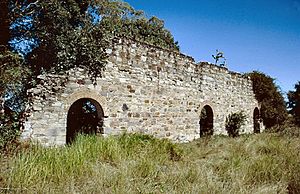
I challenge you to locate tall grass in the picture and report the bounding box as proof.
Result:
[1,133,300,193]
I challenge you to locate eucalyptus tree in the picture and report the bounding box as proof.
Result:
[23,0,178,79]
[246,71,288,128]
[0,0,31,108]
[288,82,300,126]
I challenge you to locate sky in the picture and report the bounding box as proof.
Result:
[125,0,300,95]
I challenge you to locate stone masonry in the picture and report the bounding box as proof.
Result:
[22,38,260,146]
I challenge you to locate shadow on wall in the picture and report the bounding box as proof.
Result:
[66,98,104,144]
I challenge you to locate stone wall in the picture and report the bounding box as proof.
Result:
[22,38,260,146]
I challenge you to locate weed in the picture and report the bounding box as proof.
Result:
[0,133,299,193]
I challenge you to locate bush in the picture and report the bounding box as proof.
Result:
[225,111,247,137]
[0,110,22,151]
[266,116,300,138]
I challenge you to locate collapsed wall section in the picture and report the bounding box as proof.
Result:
[22,38,260,145]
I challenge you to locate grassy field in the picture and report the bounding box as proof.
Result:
[0,133,300,193]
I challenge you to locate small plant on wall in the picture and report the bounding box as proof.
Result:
[212,49,226,66]
[225,111,247,137]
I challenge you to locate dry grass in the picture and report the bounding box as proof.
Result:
[1,133,300,193]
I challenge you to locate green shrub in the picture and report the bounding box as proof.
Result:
[0,112,20,150]
[265,116,300,138]
[225,111,247,137]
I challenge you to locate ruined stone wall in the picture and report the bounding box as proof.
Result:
[22,38,260,146]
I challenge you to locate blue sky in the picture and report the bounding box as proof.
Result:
[126,0,300,95]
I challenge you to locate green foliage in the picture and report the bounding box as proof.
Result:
[90,0,179,51]
[267,116,300,137]
[288,81,300,126]
[0,0,31,150]
[0,49,30,150]
[15,0,179,81]
[1,133,300,193]
[24,0,109,82]
[246,71,288,128]
[101,15,180,51]
[0,49,30,95]
[212,49,226,66]
[4,0,181,83]
[225,111,247,137]
[0,111,22,150]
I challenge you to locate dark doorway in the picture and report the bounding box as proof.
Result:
[67,98,104,144]
[200,105,214,137]
[253,107,260,133]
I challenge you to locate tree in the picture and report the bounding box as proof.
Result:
[0,0,32,149]
[20,0,108,82]
[0,0,31,110]
[98,2,180,51]
[246,71,288,128]
[225,111,246,137]
[0,50,29,92]
[288,81,300,126]
[1,0,180,97]
[23,0,179,80]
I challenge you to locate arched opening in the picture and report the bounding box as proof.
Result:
[200,105,214,137]
[67,98,104,144]
[253,107,260,133]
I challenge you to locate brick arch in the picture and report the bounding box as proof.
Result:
[64,89,107,114]
[64,90,108,144]
[198,101,215,115]
[198,101,215,137]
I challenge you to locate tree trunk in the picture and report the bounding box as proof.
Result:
[0,0,10,50]
[0,95,4,116]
